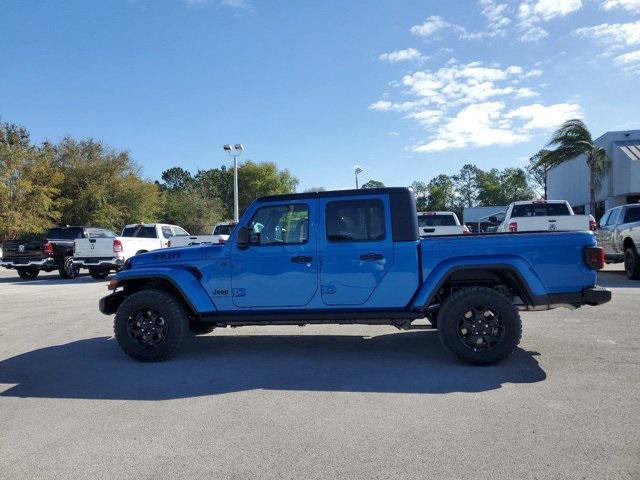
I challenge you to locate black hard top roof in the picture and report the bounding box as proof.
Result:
[257,187,411,203]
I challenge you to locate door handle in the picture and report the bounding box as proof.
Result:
[360,253,384,261]
[291,255,313,264]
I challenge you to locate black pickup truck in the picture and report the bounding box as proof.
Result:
[1,226,113,280]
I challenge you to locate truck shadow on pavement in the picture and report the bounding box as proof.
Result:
[0,274,108,285]
[0,331,546,400]
[597,270,640,288]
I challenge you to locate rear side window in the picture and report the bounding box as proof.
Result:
[161,226,174,238]
[623,206,640,224]
[326,200,385,242]
[137,227,158,238]
[121,226,139,237]
[86,228,116,238]
[47,227,83,239]
[511,203,571,217]
[418,214,457,227]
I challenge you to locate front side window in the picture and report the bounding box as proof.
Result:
[248,204,309,245]
[173,227,189,236]
[624,206,640,224]
[607,209,620,226]
[326,200,385,242]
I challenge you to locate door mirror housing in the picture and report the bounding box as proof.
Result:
[236,226,250,249]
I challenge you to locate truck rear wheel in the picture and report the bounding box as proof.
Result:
[437,286,522,365]
[59,256,80,279]
[624,248,640,280]
[114,289,189,362]
[89,266,110,280]
[16,267,40,280]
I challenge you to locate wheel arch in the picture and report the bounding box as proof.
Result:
[623,237,636,252]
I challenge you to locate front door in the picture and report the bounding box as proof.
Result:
[318,196,394,306]
[231,201,318,308]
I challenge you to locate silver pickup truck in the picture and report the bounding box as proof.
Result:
[596,204,640,279]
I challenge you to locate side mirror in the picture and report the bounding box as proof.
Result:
[236,226,249,249]
[488,216,498,223]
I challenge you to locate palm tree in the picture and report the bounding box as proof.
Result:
[534,119,610,216]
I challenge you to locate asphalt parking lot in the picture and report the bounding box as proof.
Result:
[0,266,638,480]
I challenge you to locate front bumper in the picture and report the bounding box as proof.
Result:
[1,258,54,268]
[73,257,123,268]
[99,291,126,315]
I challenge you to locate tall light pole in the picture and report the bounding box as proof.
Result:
[223,143,244,222]
[354,166,363,189]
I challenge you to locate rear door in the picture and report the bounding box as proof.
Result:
[231,200,317,308]
[319,195,394,306]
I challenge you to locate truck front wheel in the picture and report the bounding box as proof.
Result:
[114,289,188,362]
[437,286,522,365]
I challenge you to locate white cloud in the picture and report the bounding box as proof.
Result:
[221,0,250,7]
[370,59,582,153]
[410,16,451,37]
[575,22,640,47]
[614,49,640,65]
[602,0,640,11]
[518,0,582,42]
[413,102,529,153]
[379,48,424,63]
[504,103,583,130]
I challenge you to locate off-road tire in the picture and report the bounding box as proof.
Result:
[16,267,40,280]
[114,289,189,362]
[437,286,522,365]
[89,266,110,280]
[59,256,80,279]
[624,247,640,280]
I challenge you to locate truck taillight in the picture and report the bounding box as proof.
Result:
[167,240,172,248]
[589,219,597,231]
[43,241,53,256]
[113,239,123,253]
[584,246,605,270]
[508,222,518,232]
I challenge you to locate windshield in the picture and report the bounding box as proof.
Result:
[418,214,457,227]
[511,203,571,217]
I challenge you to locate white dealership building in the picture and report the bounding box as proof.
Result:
[547,129,640,219]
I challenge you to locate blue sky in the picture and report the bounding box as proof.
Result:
[1,0,639,191]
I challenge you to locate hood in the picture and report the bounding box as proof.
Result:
[126,244,225,269]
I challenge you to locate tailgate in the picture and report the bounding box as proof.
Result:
[74,238,114,257]
[514,216,589,232]
[2,240,45,260]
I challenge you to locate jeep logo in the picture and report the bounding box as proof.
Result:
[212,288,229,297]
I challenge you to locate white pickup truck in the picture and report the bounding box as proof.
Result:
[496,200,594,233]
[167,221,236,248]
[73,223,188,279]
[596,203,640,279]
[417,211,469,236]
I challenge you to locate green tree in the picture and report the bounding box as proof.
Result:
[361,179,385,189]
[476,168,534,206]
[411,181,428,211]
[160,167,193,191]
[452,164,480,209]
[527,149,552,200]
[534,119,609,215]
[0,123,63,239]
[160,189,223,234]
[426,174,455,212]
[54,138,161,230]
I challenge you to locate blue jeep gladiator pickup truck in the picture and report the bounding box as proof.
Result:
[99,187,611,365]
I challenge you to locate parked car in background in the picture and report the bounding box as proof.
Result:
[73,223,183,279]
[596,204,640,279]
[495,200,594,233]
[417,211,469,236]
[100,187,610,365]
[1,226,105,280]
[166,221,236,248]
